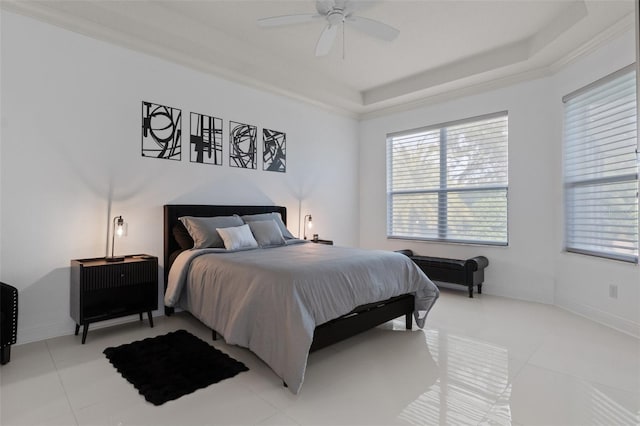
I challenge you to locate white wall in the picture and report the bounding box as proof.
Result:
[359,77,557,304]
[550,30,640,337]
[359,29,639,336]
[0,11,360,343]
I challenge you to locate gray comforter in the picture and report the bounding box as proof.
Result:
[165,242,439,394]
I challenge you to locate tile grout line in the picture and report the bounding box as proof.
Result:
[243,379,298,425]
[45,339,80,426]
[522,358,640,396]
[522,319,640,396]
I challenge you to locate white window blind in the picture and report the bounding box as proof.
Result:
[563,64,639,263]
[387,112,508,245]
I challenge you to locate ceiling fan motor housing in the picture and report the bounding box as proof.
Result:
[327,9,345,26]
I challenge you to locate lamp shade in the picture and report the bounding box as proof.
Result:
[303,214,313,240]
[106,215,125,262]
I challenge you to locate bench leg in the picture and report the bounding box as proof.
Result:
[405,312,413,330]
[468,286,474,298]
[477,284,482,294]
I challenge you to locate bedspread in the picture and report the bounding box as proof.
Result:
[164,242,439,393]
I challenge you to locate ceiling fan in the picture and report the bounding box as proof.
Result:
[257,0,399,57]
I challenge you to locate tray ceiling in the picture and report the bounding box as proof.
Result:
[2,0,635,117]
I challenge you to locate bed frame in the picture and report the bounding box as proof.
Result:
[163,204,414,353]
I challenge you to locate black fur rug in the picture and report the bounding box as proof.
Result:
[104,329,248,405]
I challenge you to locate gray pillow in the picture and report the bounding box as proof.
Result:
[179,215,244,249]
[248,220,286,248]
[242,212,295,239]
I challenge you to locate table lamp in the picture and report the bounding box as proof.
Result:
[303,214,313,240]
[106,215,125,262]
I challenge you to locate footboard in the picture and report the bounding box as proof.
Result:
[309,294,414,352]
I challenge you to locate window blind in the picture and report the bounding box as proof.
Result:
[387,112,508,245]
[563,65,639,263]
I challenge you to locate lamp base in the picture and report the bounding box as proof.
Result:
[105,256,125,262]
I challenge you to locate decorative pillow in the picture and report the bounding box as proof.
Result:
[241,212,295,239]
[248,220,286,248]
[216,224,259,250]
[179,215,244,249]
[173,222,194,250]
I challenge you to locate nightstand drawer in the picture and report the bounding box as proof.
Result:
[81,262,156,291]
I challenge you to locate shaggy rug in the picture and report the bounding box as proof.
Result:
[104,329,248,405]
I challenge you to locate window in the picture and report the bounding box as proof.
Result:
[563,64,639,263]
[386,112,509,245]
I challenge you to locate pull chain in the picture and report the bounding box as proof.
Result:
[342,21,345,60]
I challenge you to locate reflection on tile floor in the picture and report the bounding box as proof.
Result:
[1,289,638,425]
[398,331,512,425]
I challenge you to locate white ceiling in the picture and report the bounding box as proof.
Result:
[2,0,636,117]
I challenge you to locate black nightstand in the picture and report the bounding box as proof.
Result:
[70,255,158,344]
[310,239,333,245]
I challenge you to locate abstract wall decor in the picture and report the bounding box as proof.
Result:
[263,128,286,173]
[190,112,222,165]
[229,121,257,169]
[141,101,181,160]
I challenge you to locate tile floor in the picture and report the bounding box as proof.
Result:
[1,289,638,426]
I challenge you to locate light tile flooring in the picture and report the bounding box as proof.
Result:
[1,289,639,426]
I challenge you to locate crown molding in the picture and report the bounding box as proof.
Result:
[548,13,634,73]
[358,66,552,121]
[361,13,635,121]
[363,1,587,107]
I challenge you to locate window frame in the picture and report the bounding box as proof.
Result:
[386,111,509,246]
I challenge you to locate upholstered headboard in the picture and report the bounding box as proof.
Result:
[163,204,287,303]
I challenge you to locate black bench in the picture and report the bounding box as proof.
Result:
[398,250,489,298]
[1,282,18,364]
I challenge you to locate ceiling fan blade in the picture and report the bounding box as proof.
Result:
[346,15,399,41]
[257,14,319,27]
[315,24,338,56]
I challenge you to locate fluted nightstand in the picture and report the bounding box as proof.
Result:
[70,255,158,343]
[310,239,333,245]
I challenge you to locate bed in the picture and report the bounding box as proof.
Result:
[163,204,439,393]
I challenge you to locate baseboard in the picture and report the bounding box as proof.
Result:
[18,320,73,345]
[438,281,638,338]
[556,300,640,339]
[17,311,162,345]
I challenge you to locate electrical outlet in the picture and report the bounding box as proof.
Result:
[609,284,618,299]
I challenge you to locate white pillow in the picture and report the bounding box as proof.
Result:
[216,224,259,250]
